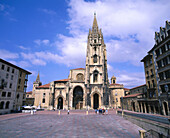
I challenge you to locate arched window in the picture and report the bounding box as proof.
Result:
[93,70,98,83]
[5,101,10,109]
[76,73,84,81]
[0,101,4,109]
[93,54,97,63]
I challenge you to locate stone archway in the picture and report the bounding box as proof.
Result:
[57,97,63,109]
[93,93,99,109]
[73,86,83,109]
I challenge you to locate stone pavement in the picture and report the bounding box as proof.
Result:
[0,110,143,138]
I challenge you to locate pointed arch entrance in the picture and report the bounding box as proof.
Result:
[93,93,99,109]
[73,86,83,109]
[57,97,63,109]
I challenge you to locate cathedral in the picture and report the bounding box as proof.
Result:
[31,14,127,110]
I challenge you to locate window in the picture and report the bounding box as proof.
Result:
[152,80,155,88]
[27,95,29,98]
[93,70,98,83]
[2,92,6,97]
[0,101,4,109]
[94,47,96,52]
[94,39,96,43]
[23,94,25,99]
[6,73,9,79]
[149,58,152,64]
[7,67,10,72]
[11,75,13,80]
[18,85,20,89]
[7,92,11,97]
[145,61,148,67]
[5,101,10,109]
[9,83,12,88]
[159,72,164,80]
[19,79,21,84]
[42,98,45,103]
[165,70,170,79]
[60,90,62,94]
[20,72,22,77]
[115,93,117,96]
[43,93,46,96]
[150,69,153,76]
[93,54,97,63]
[17,94,20,99]
[76,73,84,81]
[148,81,151,88]
[1,64,5,70]
[12,69,14,73]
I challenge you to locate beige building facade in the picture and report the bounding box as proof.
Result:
[0,58,31,114]
[32,14,126,110]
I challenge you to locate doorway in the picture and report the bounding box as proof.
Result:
[57,97,63,109]
[73,86,83,109]
[93,93,99,109]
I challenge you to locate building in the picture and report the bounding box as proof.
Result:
[0,58,31,114]
[122,84,147,112]
[32,14,126,110]
[26,91,34,106]
[141,21,170,115]
[109,75,125,108]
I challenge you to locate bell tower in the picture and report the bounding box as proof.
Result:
[85,13,109,108]
[32,72,42,97]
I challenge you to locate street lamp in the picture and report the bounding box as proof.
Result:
[164,84,170,116]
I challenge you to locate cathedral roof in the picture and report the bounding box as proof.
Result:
[37,83,50,89]
[55,78,70,82]
[71,68,85,70]
[123,93,142,98]
[26,91,32,94]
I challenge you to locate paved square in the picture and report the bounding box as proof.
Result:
[0,110,142,138]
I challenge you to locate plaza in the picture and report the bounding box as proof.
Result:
[0,110,142,138]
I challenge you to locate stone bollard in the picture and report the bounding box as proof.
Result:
[58,110,60,115]
[139,130,146,138]
[31,110,33,115]
[122,110,124,117]
[86,110,88,115]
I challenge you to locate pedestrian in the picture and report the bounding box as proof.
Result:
[68,109,69,115]
[106,109,108,115]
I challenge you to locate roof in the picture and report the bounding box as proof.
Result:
[37,83,50,88]
[130,84,146,90]
[110,83,123,86]
[71,68,85,70]
[141,54,152,62]
[0,58,31,74]
[124,88,130,91]
[26,91,32,94]
[123,93,143,98]
[55,78,70,82]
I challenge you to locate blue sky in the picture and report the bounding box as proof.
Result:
[0,0,170,91]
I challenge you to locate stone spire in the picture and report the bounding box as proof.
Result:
[92,12,98,33]
[36,72,40,83]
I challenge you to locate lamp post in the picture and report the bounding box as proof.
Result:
[121,97,124,117]
[164,84,170,116]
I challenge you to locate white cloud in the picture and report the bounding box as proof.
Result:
[18,45,30,50]
[66,0,170,65]
[0,49,19,59]
[34,39,50,46]
[21,52,46,66]
[39,8,56,15]
[116,72,145,88]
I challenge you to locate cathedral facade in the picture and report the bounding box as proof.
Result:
[32,14,127,110]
